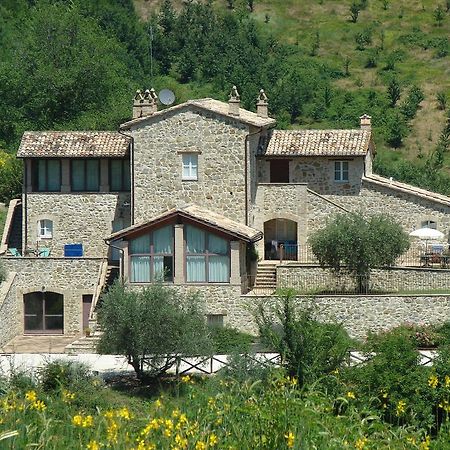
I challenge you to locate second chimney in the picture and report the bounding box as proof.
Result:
[257,89,268,118]
[360,114,372,130]
[228,86,240,116]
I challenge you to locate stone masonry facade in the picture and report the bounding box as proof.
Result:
[0,258,102,347]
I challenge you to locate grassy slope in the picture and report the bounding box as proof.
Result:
[0,206,6,239]
[134,0,450,169]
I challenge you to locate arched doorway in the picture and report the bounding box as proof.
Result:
[264,219,298,261]
[24,291,64,334]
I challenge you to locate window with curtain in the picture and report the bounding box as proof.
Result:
[71,159,99,191]
[110,159,131,191]
[38,219,53,239]
[32,159,61,192]
[185,225,229,283]
[129,225,174,283]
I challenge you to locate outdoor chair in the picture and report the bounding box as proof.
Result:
[38,248,51,257]
[7,248,21,257]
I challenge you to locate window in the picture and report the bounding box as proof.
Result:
[207,314,224,327]
[270,159,290,183]
[182,154,198,180]
[32,159,61,192]
[38,219,53,239]
[422,220,437,229]
[334,161,349,182]
[110,159,131,191]
[185,225,229,283]
[129,225,173,283]
[71,159,99,191]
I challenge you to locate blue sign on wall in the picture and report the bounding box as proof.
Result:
[64,243,83,257]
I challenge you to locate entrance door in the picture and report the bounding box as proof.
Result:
[82,295,93,331]
[24,292,64,334]
[264,219,298,260]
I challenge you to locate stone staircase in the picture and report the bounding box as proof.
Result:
[253,262,277,294]
[64,263,118,354]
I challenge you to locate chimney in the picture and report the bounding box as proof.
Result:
[256,89,268,118]
[132,88,158,119]
[359,114,372,130]
[228,85,240,116]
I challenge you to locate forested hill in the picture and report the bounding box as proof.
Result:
[0,0,449,201]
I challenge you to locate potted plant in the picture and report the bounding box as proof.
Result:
[84,327,91,337]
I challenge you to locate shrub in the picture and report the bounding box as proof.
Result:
[39,360,92,392]
[209,327,253,354]
[257,289,352,386]
[0,262,6,284]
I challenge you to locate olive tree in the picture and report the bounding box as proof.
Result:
[97,282,212,380]
[309,213,410,292]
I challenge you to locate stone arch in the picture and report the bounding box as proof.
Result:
[263,218,298,261]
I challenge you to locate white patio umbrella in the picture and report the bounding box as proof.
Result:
[409,227,445,253]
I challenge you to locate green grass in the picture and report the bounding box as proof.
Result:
[0,207,6,238]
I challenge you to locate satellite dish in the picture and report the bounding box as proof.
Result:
[159,89,175,106]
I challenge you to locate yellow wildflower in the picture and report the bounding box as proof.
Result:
[428,373,439,389]
[178,413,188,425]
[439,399,450,413]
[25,391,37,402]
[181,375,193,384]
[346,391,356,399]
[83,415,94,428]
[285,431,295,449]
[396,400,406,416]
[164,428,172,438]
[195,441,207,450]
[104,410,114,419]
[107,420,119,444]
[172,408,180,418]
[420,435,431,450]
[117,407,131,420]
[165,418,174,430]
[175,434,188,449]
[209,433,218,447]
[72,415,83,427]
[86,440,100,450]
[32,400,46,411]
[62,390,76,402]
[445,375,450,388]
[154,399,163,409]
[355,437,368,450]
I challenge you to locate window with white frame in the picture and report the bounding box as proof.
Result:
[334,161,349,182]
[182,154,198,180]
[207,314,224,327]
[38,219,53,239]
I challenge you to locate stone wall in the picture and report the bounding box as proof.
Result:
[0,257,103,346]
[131,107,252,224]
[25,193,130,257]
[239,294,450,340]
[310,180,450,238]
[0,273,20,348]
[256,156,364,195]
[277,265,450,293]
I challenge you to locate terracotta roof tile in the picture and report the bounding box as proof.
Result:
[260,129,371,157]
[17,131,130,158]
[120,98,276,129]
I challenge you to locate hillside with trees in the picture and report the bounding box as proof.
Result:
[0,0,449,201]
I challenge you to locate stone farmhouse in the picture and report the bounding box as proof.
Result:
[2,87,450,352]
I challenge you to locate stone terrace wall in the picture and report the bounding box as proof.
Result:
[0,273,19,348]
[242,295,450,340]
[277,265,450,293]
[132,108,249,224]
[0,257,103,346]
[25,193,130,258]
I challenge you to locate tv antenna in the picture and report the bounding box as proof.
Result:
[159,89,176,106]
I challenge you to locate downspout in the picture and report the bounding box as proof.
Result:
[104,238,125,283]
[118,129,135,225]
[23,158,28,254]
[244,127,263,226]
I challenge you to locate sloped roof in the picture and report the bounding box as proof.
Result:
[108,204,263,243]
[17,131,130,158]
[259,129,372,157]
[120,98,276,130]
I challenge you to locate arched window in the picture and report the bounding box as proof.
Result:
[38,219,53,239]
